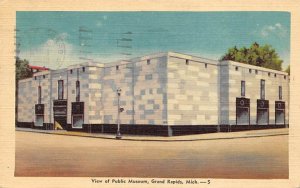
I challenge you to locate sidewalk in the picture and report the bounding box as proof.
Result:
[15,127,289,141]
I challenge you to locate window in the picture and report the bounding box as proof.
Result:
[147,59,150,65]
[43,75,45,79]
[35,115,44,127]
[205,63,208,68]
[249,69,252,73]
[260,79,265,100]
[284,75,286,79]
[82,67,85,72]
[274,74,277,78]
[186,59,189,65]
[241,81,245,97]
[76,80,80,102]
[279,86,282,100]
[70,69,73,74]
[235,66,239,71]
[255,70,258,74]
[116,65,119,70]
[34,76,37,80]
[38,86,42,104]
[58,80,64,100]
[268,72,270,77]
[72,115,83,128]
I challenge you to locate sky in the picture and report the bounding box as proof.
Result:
[16,11,290,70]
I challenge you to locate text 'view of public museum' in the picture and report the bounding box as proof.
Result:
[17,52,289,136]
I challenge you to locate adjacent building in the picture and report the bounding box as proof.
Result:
[17,52,289,136]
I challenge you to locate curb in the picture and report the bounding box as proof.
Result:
[15,128,289,142]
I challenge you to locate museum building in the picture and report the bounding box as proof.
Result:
[16,52,289,136]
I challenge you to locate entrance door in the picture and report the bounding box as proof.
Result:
[257,109,268,125]
[237,107,250,125]
[236,98,250,125]
[53,100,67,130]
[257,99,269,125]
[54,116,67,129]
[275,101,285,125]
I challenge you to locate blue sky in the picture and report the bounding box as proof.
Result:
[16,11,290,69]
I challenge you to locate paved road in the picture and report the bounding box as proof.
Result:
[15,131,288,178]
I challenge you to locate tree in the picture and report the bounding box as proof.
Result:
[16,57,32,81]
[15,58,33,126]
[220,42,283,71]
[285,65,290,75]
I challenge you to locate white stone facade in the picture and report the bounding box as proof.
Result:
[17,52,289,135]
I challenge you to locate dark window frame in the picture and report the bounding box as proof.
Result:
[76,80,80,102]
[260,79,265,100]
[279,86,282,100]
[241,80,245,97]
[38,86,42,104]
[58,80,64,100]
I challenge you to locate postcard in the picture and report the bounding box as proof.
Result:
[0,0,300,188]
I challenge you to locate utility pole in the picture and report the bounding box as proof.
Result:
[116,88,123,139]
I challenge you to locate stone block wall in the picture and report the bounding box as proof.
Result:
[32,72,51,124]
[102,56,168,125]
[222,61,289,125]
[167,54,219,125]
[17,78,34,123]
[67,65,91,125]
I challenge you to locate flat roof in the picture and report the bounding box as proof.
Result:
[221,60,288,75]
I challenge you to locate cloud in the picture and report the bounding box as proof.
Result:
[18,32,125,69]
[260,23,287,38]
[19,33,82,69]
[96,21,102,27]
[96,15,108,28]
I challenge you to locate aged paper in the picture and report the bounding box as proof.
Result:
[1,0,300,187]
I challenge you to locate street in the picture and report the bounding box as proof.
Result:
[15,131,288,178]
